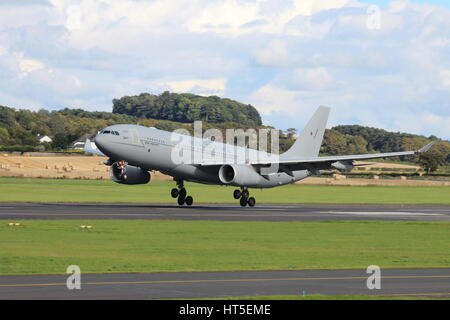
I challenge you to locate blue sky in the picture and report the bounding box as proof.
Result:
[0,0,450,139]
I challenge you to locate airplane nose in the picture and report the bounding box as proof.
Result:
[94,133,105,149]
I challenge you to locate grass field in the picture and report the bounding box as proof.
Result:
[205,294,447,300]
[1,220,449,275]
[0,177,450,204]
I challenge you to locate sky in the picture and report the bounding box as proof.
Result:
[0,0,450,139]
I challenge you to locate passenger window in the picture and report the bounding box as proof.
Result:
[103,130,110,134]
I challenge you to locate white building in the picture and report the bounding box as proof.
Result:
[70,133,95,150]
[36,134,53,144]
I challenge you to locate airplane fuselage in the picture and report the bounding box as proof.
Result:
[94,124,311,188]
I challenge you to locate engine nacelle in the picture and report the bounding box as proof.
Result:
[331,161,354,172]
[110,162,151,185]
[218,164,262,186]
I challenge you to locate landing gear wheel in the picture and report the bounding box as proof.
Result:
[177,196,185,206]
[171,188,179,198]
[185,196,193,206]
[247,197,256,207]
[179,188,187,199]
[240,197,248,207]
[241,189,249,199]
[233,189,241,199]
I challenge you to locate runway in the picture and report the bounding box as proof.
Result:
[1,268,449,299]
[1,202,450,221]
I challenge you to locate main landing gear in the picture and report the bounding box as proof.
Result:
[233,187,255,207]
[171,179,193,206]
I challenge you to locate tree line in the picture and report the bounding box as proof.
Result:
[1,97,449,172]
[112,91,262,127]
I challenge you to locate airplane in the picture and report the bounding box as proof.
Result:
[85,106,434,207]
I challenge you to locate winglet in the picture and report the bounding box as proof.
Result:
[83,138,106,157]
[418,141,435,153]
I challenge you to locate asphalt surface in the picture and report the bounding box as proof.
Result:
[1,268,449,299]
[2,203,449,300]
[1,202,450,221]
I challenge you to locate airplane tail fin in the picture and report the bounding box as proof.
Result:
[83,138,106,157]
[280,106,330,159]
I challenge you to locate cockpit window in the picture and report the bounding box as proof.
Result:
[100,130,119,135]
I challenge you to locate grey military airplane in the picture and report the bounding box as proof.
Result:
[85,106,434,207]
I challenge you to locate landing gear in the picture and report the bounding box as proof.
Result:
[185,196,193,206]
[172,179,193,206]
[234,188,256,207]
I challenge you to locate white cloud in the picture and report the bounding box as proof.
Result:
[165,78,227,96]
[253,39,293,67]
[248,85,301,115]
[187,0,262,34]
[15,53,45,78]
[0,0,450,139]
[394,112,450,138]
[293,0,351,16]
[286,67,335,91]
[440,70,450,89]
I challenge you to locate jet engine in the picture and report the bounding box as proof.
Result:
[218,164,262,186]
[110,162,151,185]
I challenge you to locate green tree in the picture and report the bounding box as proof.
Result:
[0,127,10,145]
[112,92,262,126]
[51,132,71,150]
[419,151,445,174]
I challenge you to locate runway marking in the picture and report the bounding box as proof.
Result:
[325,211,444,216]
[398,209,450,212]
[2,275,450,288]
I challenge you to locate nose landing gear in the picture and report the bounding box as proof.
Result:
[234,188,255,207]
[171,179,193,206]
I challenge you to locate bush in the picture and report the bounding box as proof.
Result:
[0,145,37,152]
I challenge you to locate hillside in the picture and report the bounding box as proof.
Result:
[112,91,262,127]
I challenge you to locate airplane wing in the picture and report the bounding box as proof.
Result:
[250,142,435,170]
[195,141,435,171]
[83,138,107,157]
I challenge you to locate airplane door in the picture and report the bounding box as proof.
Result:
[129,128,142,145]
